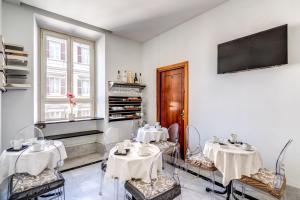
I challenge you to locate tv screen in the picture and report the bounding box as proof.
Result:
[218,24,288,74]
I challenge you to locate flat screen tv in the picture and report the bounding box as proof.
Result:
[218,24,288,74]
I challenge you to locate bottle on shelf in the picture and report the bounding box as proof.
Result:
[139,73,143,84]
[127,71,132,83]
[117,70,121,82]
[131,72,134,83]
[134,73,138,83]
[128,71,134,83]
[123,70,127,83]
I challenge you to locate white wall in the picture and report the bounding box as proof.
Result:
[1,2,142,148]
[105,34,142,140]
[142,0,300,188]
[2,2,34,148]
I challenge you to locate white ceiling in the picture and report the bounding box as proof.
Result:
[21,0,227,42]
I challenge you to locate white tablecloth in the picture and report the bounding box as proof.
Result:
[105,142,162,183]
[136,127,169,143]
[203,142,263,186]
[0,141,67,184]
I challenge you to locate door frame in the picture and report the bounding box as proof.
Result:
[156,61,189,158]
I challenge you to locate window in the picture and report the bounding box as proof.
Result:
[40,30,95,121]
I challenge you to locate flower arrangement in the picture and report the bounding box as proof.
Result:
[67,92,76,120]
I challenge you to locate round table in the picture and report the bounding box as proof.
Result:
[0,141,67,184]
[105,142,162,183]
[136,127,169,143]
[203,142,263,186]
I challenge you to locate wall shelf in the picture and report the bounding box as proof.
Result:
[35,117,104,128]
[0,36,31,92]
[44,130,103,140]
[5,83,31,89]
[3,65,30,75]
[108,80,145,122]
[108,81,146,90]
[108,95,143,122]
[109,117,141,122]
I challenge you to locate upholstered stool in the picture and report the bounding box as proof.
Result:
[240,168,286,199]
[125,175,181,200]
[185,153,217,171]
[8,169,65,200]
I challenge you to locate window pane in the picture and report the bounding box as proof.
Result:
[46,36,67,98]
[74,103,91,118]
[45,104,68,121]
[73,42,90,98]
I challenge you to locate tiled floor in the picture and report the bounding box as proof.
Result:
[62,162,222,200]
[62,163,300,200]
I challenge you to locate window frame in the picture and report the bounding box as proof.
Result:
[40,29,95,122]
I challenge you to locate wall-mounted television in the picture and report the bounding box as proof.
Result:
[217,24,288,74]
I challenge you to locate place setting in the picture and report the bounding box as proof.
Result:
[114,140,132,156]
[136,122,169,143]
[210,134,255,152]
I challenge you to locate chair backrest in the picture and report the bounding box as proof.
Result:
[168,123,179,143]
[272,139,293,191]
[15,125,45,143]
[13,140,63,191]
[149,148,180,185]
[275,139,293,176]
[130,120,139,140]
[104,127,121,152]
[186,125,202,158]
[149,152,162,182]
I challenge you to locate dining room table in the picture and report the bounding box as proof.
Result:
[203,141,263,200]
[136,126,169,143]
[0,140,67,184]
[105,142,163,183]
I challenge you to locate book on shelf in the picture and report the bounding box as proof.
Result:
[4,43,24,51]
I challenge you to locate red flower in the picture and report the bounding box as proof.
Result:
[67,92,75,98]
[67,92,76,106]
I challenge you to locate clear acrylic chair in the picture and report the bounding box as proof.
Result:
[99,127,121,200]
[130,120,139,142]
[8,126,65,200]
[13,125,45,146]
[168,123,179,144]
[153,123,180,169]
[233,139,293,200]
[185,125,217,199]
[124,146,182,200]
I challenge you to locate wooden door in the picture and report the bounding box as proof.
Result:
[157,61,188,159]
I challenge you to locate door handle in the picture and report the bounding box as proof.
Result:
[180,110,184,119]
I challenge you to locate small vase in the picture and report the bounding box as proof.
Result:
[68,113,75,121]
